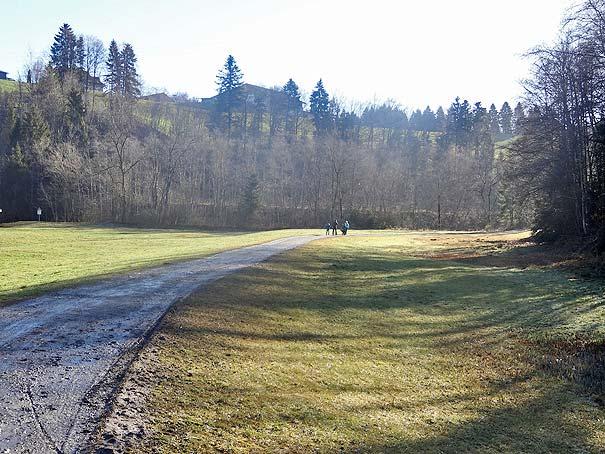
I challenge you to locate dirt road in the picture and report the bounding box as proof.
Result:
[0,236,316,453]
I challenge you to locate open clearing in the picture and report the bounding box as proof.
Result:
[0,223,315,304]
[101,231,605,453]
[0,235,316,453]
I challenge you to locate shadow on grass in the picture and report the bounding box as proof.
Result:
[341,385,598,453]
[148,242,605,452]
[178,248,605,396]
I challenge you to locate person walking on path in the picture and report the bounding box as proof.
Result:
[342,220,350,235]
[324,222,331,235]
[332,219,339,235]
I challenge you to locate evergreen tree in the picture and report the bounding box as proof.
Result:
[50,23,77,77]
[282,78,302,111]
[472,102,487,124]
[105,40,122,94]
[401,111,410,130]
[120,43,141,97]
[446,97,472,147]
[283,78,302,136]
[309,79,331,135]
[336,110,360,141]
[488,103,501,137]
[409,109,422,131]
[216,55,244,134]
[513,102,526,134]
[421,106,436,131]
[241,173,261,222]
[217,54,244,94]
[75,36,85,70]
[66,89,87,143]
[435,106,446,132]
[499,101,513,137]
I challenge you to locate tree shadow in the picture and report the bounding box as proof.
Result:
[342,384,600,453]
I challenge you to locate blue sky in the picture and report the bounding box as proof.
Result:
[2,0,575,110]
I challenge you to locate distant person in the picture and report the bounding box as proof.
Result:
[342,220,350,235]
[325,222,331,235]
[332,219,339,235]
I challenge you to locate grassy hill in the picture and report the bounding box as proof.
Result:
[0,79,19,93]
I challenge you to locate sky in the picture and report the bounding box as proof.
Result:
[2,0,576,111]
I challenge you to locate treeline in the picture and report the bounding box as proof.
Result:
[0,23,528,230]
[505,0,605,252]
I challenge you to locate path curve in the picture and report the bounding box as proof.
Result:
[0,235,317,453]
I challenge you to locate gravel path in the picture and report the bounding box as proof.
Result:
[0,236,316,453]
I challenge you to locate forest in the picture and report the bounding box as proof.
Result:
[0,1,604,254]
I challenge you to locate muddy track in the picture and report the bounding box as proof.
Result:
[0,236,317,453]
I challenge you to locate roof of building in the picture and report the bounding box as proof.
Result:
[201,83,303,110]
[141,93,175,103]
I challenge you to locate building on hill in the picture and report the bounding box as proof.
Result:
[73,69,104,91]
[141,93,175,103]
[0,71,8,80]
[201,83,303,111]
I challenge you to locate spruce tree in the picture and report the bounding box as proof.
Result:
[488,103,501,137]
[513,102,526,134]
[446,97,472,147]
[283,78,302,136]
[50,23,77,77]
[75,36,85,70]
[309,79,331,135]
[409,109,422,131]
[241,173,261,222]
[435,106,447,132]
[421,106,436,131]
[216,55,244,133]
[105,40,122,94]
[120,43,141,97]
[283,78,302,111]
[500,101,513,137]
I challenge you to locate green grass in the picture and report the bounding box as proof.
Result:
[0,222,318,304]
[125,232,605,453]
[0,79,19,93]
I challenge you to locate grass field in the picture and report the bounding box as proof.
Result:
[110,231,605,453]
[0,223,317,304]
[0,79,19,93]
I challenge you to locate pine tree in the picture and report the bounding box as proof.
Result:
[446,97,472,147]
[409,109,422,131]
[105,40,122,94]
[217,55,244,94]
[500,102,513,137]
[283,78,302,111]
[120,43,141,97]
[283,78,302,136]
[435,106,446,132]
[421,106,436,131]
[513,102,526,134]
[241,173,261,222]
[66,89,87,143]
[488,103,501,137]
[75,36,85,70]
[216,55,244,134]
[309,79,331,135]
[50,23,77,77]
